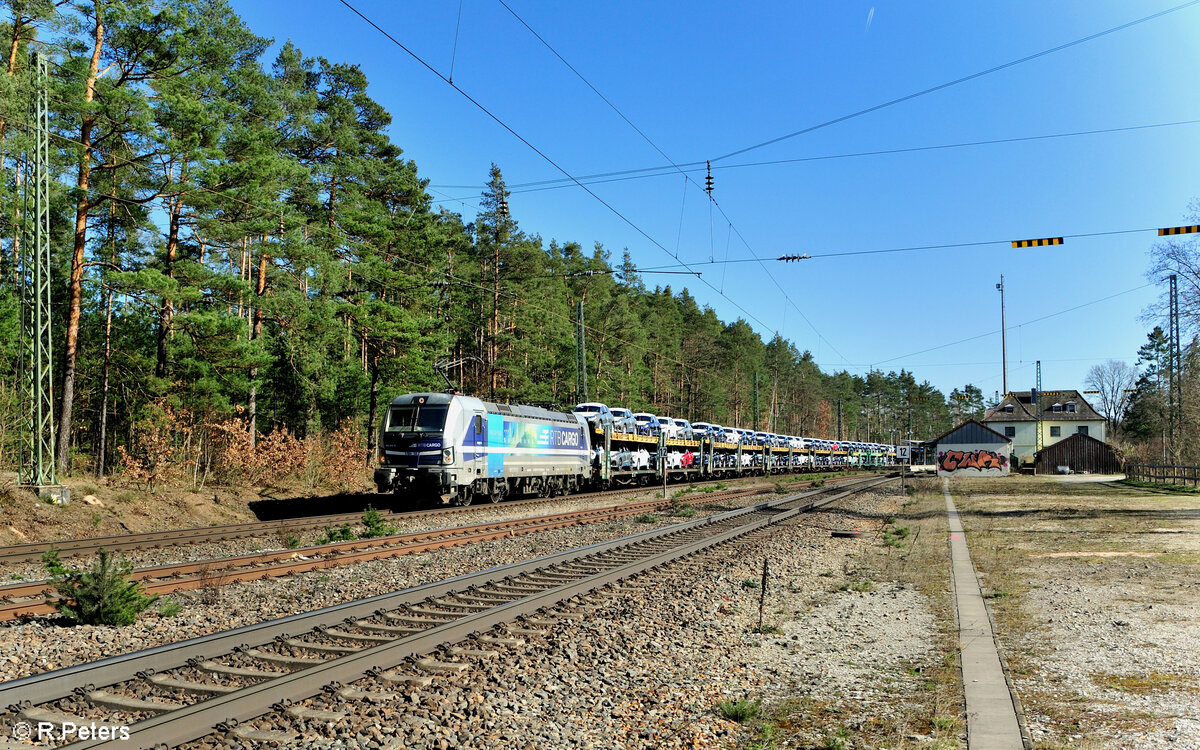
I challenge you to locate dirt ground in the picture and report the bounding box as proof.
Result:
[939,475,1200,750]
[0,471,384,546]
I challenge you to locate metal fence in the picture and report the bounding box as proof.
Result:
[1126,464,1200,487]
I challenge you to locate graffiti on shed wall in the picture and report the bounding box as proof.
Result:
[938,449,1007,474]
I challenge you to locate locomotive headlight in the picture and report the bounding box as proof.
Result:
[378,454,386,465]
[442,447,455,464]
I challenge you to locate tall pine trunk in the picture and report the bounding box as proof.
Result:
[0,12,27,171]
[95,181,117,479]
[366,348,379,466]
[57,5,105,475]
[248,245,267,448]
[94,285,113,478]
[155,183,181,379]
[3,21,26,285]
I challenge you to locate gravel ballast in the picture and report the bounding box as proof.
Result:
[175,486,945,749]
[0,486,782,681]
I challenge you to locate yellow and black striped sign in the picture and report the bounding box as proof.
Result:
[1158,225,1200,236]
[1012,237,1063,248]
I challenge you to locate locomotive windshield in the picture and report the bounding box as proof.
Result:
[386,404,448,432]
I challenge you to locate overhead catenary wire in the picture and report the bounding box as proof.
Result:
[710,0,1200,162]
[489,0,848,361]
[334,0,795,349]
[492,0,836,362]
[635,225,1176,270]
[867,283,1153,368]
[426,3,1196,368]
[429,117,1200,193]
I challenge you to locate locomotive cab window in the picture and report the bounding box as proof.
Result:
[386,404,448,432]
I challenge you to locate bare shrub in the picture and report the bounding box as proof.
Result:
[115,399,193,494]
[323,420,369,492]
[298,420,369,492]
[190,413,368,493]
[210,412,305,488]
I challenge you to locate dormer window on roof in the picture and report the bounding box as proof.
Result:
[1052,403,1062,412]
[1004,405,1015,413]
[1066,401,1077,413]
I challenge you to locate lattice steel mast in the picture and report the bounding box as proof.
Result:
[18,51,58,489]
[575,299,587,403]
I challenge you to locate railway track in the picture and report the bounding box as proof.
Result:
[0,471,854,567]
[0,474,894,749]
[0,485,773,620]
[0,511,396,566]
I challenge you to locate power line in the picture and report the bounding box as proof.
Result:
[819,355,1131,369]
[429,118,1200,193]
[408,4,1194,367]
[494,0,692,183]
[635,225,1170,270]
[482,0,849,362]
[334,0,800,349]
[711,0,1200,162]
[869,283,1153,367]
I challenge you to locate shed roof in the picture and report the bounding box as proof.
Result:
[929,419,1011,446]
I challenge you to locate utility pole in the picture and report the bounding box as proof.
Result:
[1034,359,1043,452]
[997,275,1007,395]
[575,299,587,403]
[1169,274,1180,450]
[877,393,883,441]
[753,371,759,432]
[18,52,66,502]
[769,376,778,433]
[836,399,842,441]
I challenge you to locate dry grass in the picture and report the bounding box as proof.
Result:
[738,483,963,750]
[947,475,1200,748]
[1092,671,1194,694]
[856,485,964,749]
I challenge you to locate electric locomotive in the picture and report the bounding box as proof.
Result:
[374,392,591,505]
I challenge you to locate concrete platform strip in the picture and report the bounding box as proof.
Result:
[943,478,1027,750]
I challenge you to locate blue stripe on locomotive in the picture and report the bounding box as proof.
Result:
[485,414,586,478]
[487,414,505,477]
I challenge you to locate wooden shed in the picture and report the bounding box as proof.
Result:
[1033,432,1122,475]
[930,419,1012,477]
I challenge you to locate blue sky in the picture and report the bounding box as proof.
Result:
[233,0,1200,401]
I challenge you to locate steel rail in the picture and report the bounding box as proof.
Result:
[0,487,771,619]
[0,475,888,718]
[0,511,394,565]
[70,475,893,749]
[0,471,842,566]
